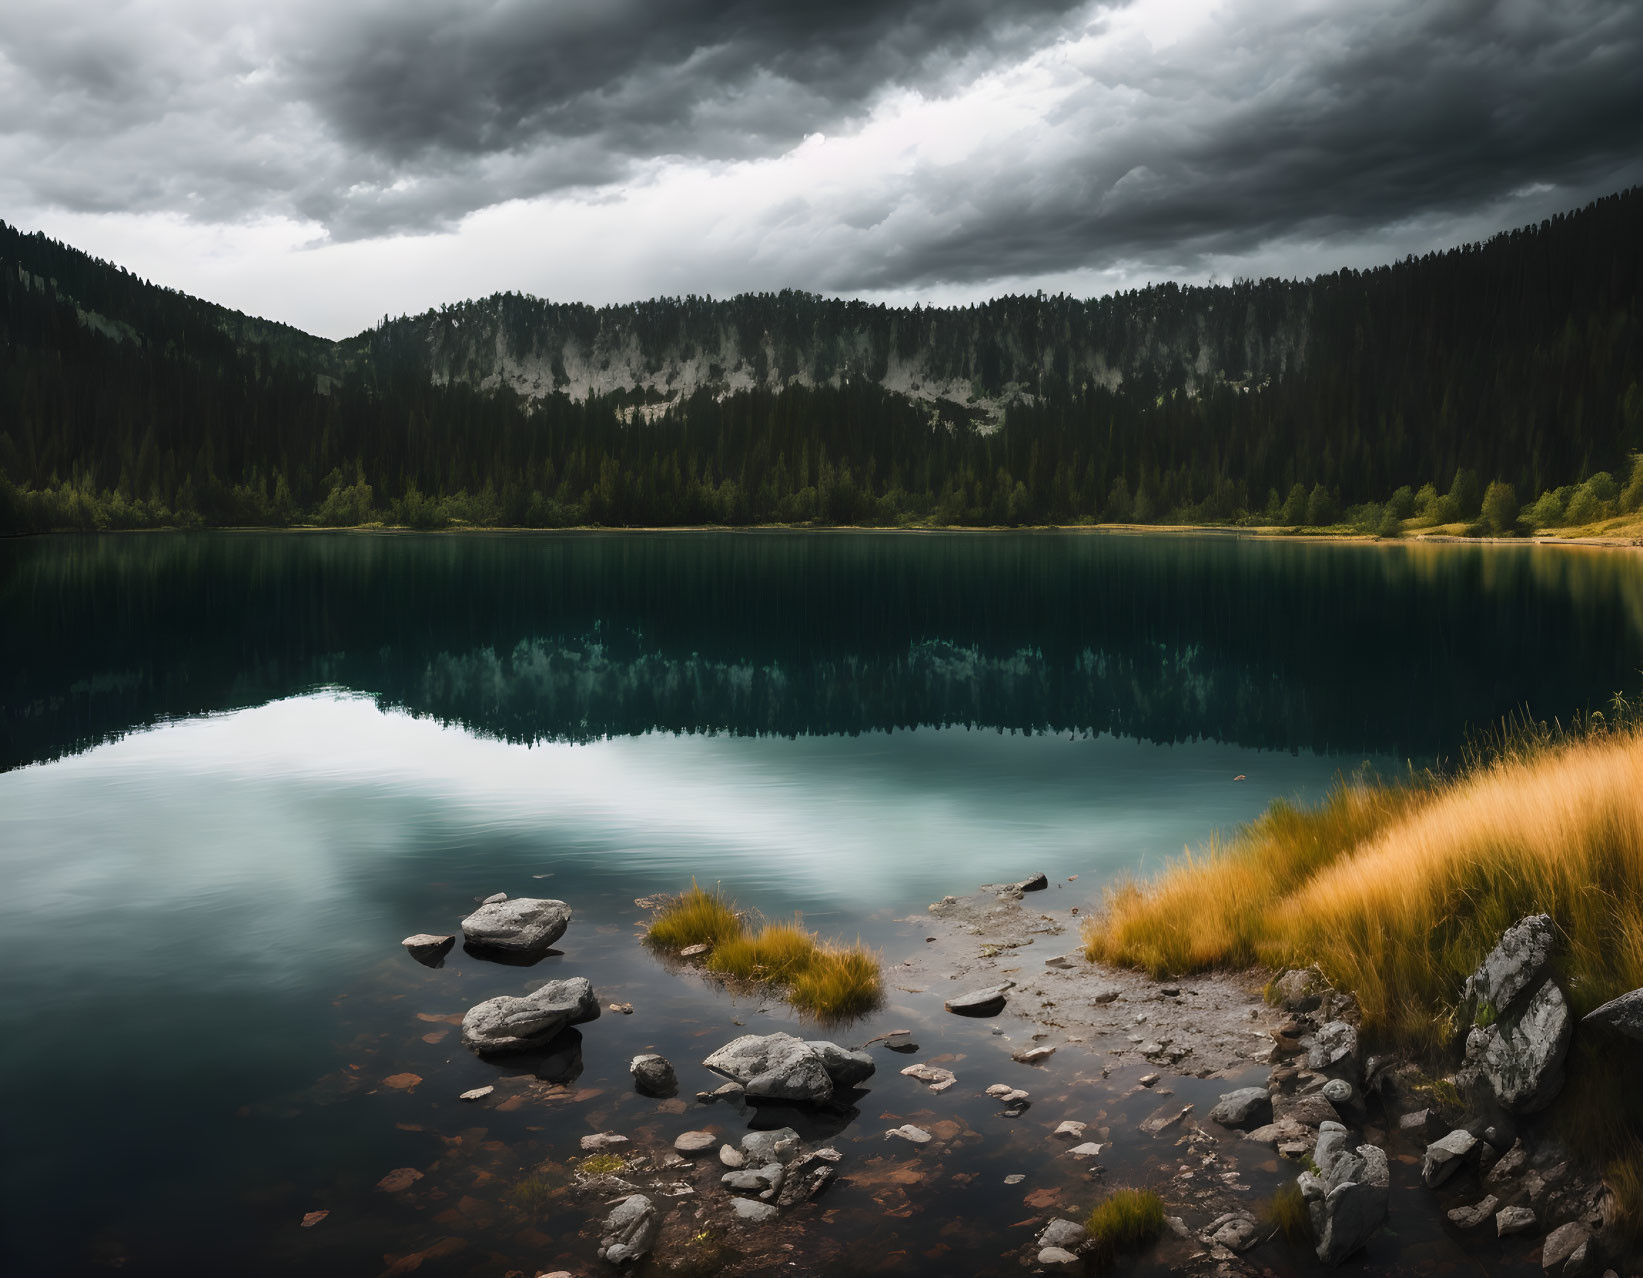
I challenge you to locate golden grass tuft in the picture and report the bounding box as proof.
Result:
[1085,1188,1165,1256]
[788,945,884,1021]
[645,882,745,950]
[1084,725,1643,1054]
[1264,1180,1309,1243]
[647,888,881,1022]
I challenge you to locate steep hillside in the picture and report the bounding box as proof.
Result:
[1,189,1640,533]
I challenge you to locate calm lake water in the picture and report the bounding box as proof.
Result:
[3,530,1641,1277]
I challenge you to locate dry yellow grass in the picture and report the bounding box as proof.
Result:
[1085,725,1643,1052]
[644,883,743,949]
[647,889,881,1022]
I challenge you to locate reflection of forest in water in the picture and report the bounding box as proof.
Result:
[5,530,1642,770]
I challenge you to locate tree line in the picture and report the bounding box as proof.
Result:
[1,189,1639,535]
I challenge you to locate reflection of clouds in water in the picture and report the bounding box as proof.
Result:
[0,693,1351,944]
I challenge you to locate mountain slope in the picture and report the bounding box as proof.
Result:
[1,189,1640,533]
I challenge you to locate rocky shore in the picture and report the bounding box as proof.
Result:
[364,879,1640,1277]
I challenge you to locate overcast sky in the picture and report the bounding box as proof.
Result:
[3,0,1640,339]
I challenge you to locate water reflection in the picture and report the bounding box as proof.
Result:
[5,530,1642,770]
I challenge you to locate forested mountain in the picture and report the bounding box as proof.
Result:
[2,189,1640,533]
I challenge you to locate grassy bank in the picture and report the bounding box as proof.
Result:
[1083,715,1643,1054]
[646,884,882,1021]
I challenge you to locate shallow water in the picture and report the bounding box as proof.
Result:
[3,530,1639,1276]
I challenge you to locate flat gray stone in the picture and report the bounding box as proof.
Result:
[597,1194,657,1266]
[401,933,455,954]
[460,897,572,953]
[1039,1219,1089,1251]
[460,976,600,1054]
[1447,1196,1500,1229]
[1422,1129,1479,1187]
[885,1124,931,1143]
[945,982,1014,1015]
[673,1131,715,1154]
[731,1198,779,1223]
[1209,1087,1271,1130]
[1497,1205,1539,1236]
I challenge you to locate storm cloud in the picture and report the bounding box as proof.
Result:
[2,0,1639,335]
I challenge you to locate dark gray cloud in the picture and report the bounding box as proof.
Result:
[821,0,1643,291]
[1,0,1640,316]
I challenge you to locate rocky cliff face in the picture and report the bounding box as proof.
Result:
[357,284,1314,424]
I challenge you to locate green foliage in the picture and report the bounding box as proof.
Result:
[2,188,1642,536]
[1481,480,1519,534]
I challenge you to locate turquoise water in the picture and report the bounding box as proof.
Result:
[4,530,1638,1275]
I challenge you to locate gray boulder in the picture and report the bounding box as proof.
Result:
[805,1040,876,1088]
[460,977,600,1054]
[1582,987,1643,1041]
[703,1033,834,1102]
[1465,914,1556,1014]
[741,1127,804,1164]
[1272,967,1328,1011]
[1298,1122,1390,1266]
[1459,916,1572,1113]
[722,1164,784,1196]
[1542,1222,1595,1275]
[1497,1205,1539,1236]
[945,982,1014,1015]
[1209,1087,1272,1130]
[629,1053,677,1097]
[597,1194,658,1266]
[1421,1129,1479,1187]
[460,897,572,953]
[1466,980,1572,1113]
[1306,1020,1362,1082]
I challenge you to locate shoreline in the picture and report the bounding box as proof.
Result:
[7,520,1642,552]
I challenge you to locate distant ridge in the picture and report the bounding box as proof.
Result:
[1,188,1639,532]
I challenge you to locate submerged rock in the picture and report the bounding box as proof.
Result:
[885,1124,932,1144]
[460,897,572,954]
[731,1198,779,1224]
[740,1127,804,1164]
[598,1194,658,1266]
[1209,1087,1272,1130]
[1298,1121,1389,1266]
[1205,1212,1262,1253]
[460,976,600,1054]
[945,982,1014,1016]
[900,1061,957,1091]
[703,1033,840,1103]
[630,1053,678,1097]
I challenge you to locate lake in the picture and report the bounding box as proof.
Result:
[3,530,1641,1277]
